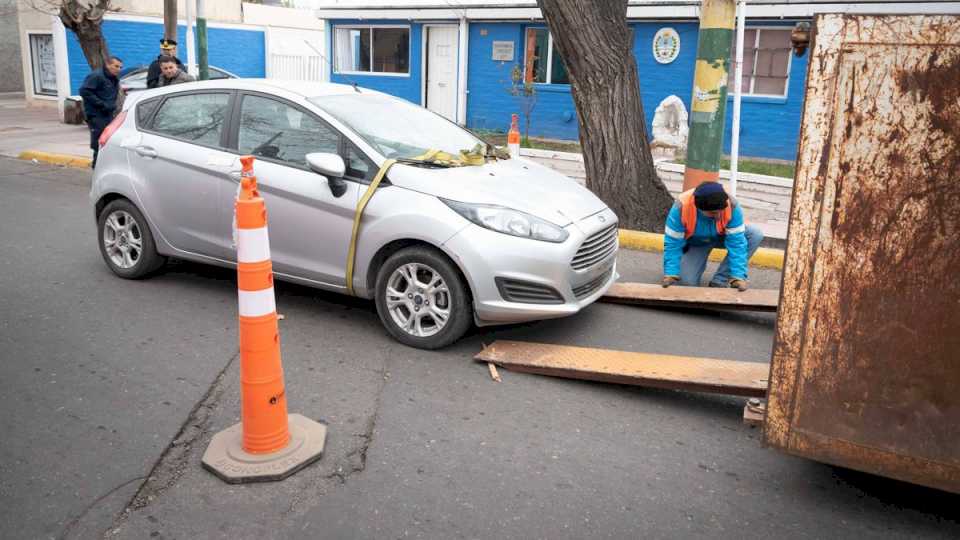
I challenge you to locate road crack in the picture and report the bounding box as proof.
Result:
[104,350,240,537]
[281,344,391,518]
[58,475,147,540]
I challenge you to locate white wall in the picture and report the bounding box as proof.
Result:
[117,0,243,23]
[242,2,323,30]
[242,3,326,82]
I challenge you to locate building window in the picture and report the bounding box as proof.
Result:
[334,26,410,75]
[523,28,569,85]
[728,28,792,97]
[29,34,57,96]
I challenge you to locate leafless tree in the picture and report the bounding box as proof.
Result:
[537,0,673,231]
[25,0,114,69]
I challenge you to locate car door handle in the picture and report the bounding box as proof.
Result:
[135,146,158,159]
[228,171,242,182]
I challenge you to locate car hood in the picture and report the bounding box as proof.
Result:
[385,157,607,226]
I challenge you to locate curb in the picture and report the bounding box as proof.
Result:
[18,150,91,169]
[618,229,784,270]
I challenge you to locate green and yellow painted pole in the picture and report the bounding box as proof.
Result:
[197,0,209,81]
[683,0,736,191]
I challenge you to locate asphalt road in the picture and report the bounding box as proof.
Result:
[1,158,956,540]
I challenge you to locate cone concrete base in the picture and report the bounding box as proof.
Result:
[202,413,327,484]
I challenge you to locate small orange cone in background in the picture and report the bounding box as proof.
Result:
[202,155,327,484]
[508,113,521,159]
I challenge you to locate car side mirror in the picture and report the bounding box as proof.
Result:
[306,153,347,197]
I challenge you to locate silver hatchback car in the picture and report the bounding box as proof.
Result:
[91,80,618,349]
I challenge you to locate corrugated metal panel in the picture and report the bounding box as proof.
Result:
[765,14,960,494]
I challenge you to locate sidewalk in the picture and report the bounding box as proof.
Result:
[523,148,793,242]
[0,96,90,161]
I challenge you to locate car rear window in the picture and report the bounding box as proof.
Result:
[136,97,162,128]
[149,93,231,148]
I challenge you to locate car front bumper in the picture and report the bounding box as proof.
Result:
[442,207,619,326]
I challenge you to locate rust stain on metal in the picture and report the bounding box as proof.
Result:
[475,340,768,398]
[601,282,779,312]
[766,14,960,494]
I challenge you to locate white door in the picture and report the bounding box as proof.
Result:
[425,26,458,121]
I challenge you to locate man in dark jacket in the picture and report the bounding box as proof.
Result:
[79,56,123,168]
[147,39,183,89]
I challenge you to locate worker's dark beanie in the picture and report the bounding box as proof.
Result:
[693,182,729,211]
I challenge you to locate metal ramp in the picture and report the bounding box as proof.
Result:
[601,282,779,312]
[476,340,768,398]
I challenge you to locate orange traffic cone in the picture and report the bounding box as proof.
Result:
[202,155,327,484]
[508,114,521,158]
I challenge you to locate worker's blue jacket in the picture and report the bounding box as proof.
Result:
[662,194,749,280]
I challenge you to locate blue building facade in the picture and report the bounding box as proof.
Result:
[327,17,808,161]
[66,17,266,95]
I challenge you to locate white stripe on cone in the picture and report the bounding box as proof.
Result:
[238,227,271,263]
[238,287,277,317]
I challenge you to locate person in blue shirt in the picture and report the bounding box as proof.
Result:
[79,56,123,168]
[661,181,764,291]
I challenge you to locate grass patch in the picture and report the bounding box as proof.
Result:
[673,157,795,179]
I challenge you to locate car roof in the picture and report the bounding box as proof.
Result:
[131,78,384,100]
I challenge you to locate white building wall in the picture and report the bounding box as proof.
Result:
[243,3,327,82]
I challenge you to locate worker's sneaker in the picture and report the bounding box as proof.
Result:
[708,281,726,288]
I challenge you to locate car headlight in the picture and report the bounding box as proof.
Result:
[442,199,569,243]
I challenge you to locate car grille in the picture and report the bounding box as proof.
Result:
[573,268,613,300]
[571,223,618,270]
[495,278,565,305]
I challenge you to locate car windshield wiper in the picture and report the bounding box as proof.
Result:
[394,157,458,168]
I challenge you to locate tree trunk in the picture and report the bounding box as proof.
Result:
[163,0,178,42]
[537,0,673,232]
[58,0,112,69]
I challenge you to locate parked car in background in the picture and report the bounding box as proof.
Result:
[118,65,237,93]
[89,80,618,349]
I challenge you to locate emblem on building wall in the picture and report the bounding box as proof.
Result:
[653,27,680,64]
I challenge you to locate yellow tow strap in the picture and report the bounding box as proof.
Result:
[345,158,397,296]
[343,143,493,296]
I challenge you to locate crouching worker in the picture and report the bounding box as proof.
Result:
[661,182,764,291]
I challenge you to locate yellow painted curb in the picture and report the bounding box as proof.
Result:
[618,229,784,270]
[18,150,91,169]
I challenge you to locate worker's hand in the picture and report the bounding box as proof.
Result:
[661,275,680,288]
[729,278,748,292]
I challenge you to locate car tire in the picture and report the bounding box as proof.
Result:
[97,199,166,279]
[374,246,472,349]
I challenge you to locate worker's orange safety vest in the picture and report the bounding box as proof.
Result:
[678,188,732,239]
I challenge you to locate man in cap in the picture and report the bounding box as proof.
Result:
[661,181,764,291]
[147,39,184,89]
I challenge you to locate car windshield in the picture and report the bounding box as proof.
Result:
[310,93,485,161]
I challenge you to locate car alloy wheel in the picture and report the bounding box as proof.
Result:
[384,262,451,338]
[103,209,143,269]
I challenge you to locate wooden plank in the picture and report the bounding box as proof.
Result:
[601,282,779,312]
[487,362,502,382]
[475,340,768,398]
